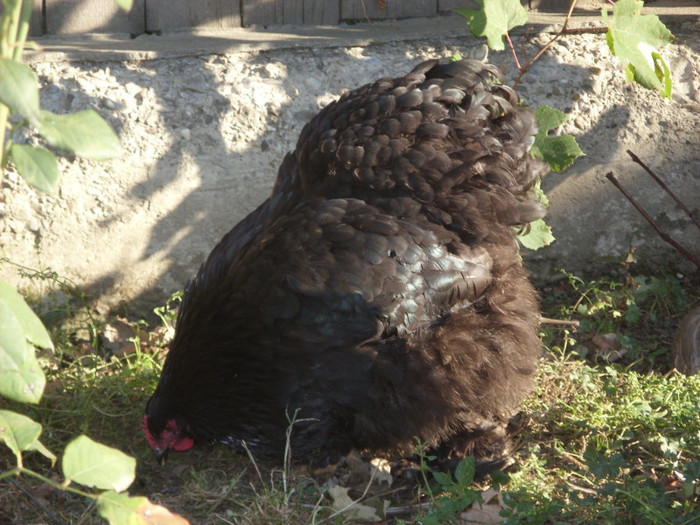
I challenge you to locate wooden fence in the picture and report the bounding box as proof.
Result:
[7,1,564,36]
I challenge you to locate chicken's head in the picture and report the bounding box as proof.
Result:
[143,405,194,463]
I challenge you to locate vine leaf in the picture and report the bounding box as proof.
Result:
[531,106,584,172]
[456,0,528,51]
[517,219,555,251]
[0,58,41,127]
[602,0,674,98]
[10,144,60,194]
[97,491,190,525]
[0,410,56,467]
[0,282,49,404]
[38,110,123,161]
[62,435,136,492]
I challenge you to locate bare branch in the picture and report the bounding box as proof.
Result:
[605,172,700,269]
[627,150,700,231]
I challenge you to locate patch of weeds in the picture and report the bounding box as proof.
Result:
[1,259,104,358]
[541,263,695,371]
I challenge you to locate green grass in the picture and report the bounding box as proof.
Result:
[1,265,699,524]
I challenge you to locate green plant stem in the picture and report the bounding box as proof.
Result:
[1,102,9,169]
[13,0,34,62]
[0,0,23,57]
[614,488,674,525]
[0,0,33,180]
[0,466,98,502]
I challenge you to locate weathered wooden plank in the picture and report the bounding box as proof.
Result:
[341,0,387,22]
[303,0,340,24]
[438,0,479,13]
[147,0,241,33]
[529,0,590,11]
[243,0,314,26]
[439,0,529,13]
[388,0,437,19]
[283,0,304,24]
[45,0,145,35]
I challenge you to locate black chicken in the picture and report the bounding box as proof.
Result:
[144,59,547,470]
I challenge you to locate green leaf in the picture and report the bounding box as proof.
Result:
[454,456,476,486]
[38,109,122,161]
[0,58,41,126]
[62,435,136,492]
[531,105,584,172]
[0,281,53,349]
[432,470,454,489]
[602,0,674,94]
[456,0,528,51]
[531,177,549,208]
[0,298,46,404]
[517,218,555,250]
[0,410,56,467]
[652,51,673,100]
[10,144,61,194]
[97,491,190,525]
[112,0,134,10]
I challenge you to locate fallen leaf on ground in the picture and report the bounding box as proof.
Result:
[328,485,381,522]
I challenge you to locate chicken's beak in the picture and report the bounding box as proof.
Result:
[154,446,169,465]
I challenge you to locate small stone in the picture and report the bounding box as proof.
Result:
[180,128,191,141]
[27,217,41,232]
[574,117,586,129]
[103,98,118,110]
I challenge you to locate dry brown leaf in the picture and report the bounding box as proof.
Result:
[137,500,191,524]
[460,488,505,524]
[328,485,381,522]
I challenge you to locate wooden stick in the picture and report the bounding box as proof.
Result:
[605,172,700,269]
[627,150,700,231]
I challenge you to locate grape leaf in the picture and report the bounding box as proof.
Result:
[531,106,584,172]
[456,0,528,51]
[517,219,555,250]
[602,0,674,97]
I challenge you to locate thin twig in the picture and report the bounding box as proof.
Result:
[505,33,522,70]
[513,0,579,88]
[561,26,608,34]
[539,316,580,327]
[605,172,700,269]
[7,477,63,525]
[627,150,700,231]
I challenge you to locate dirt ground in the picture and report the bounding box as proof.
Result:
[1,13,698,314]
